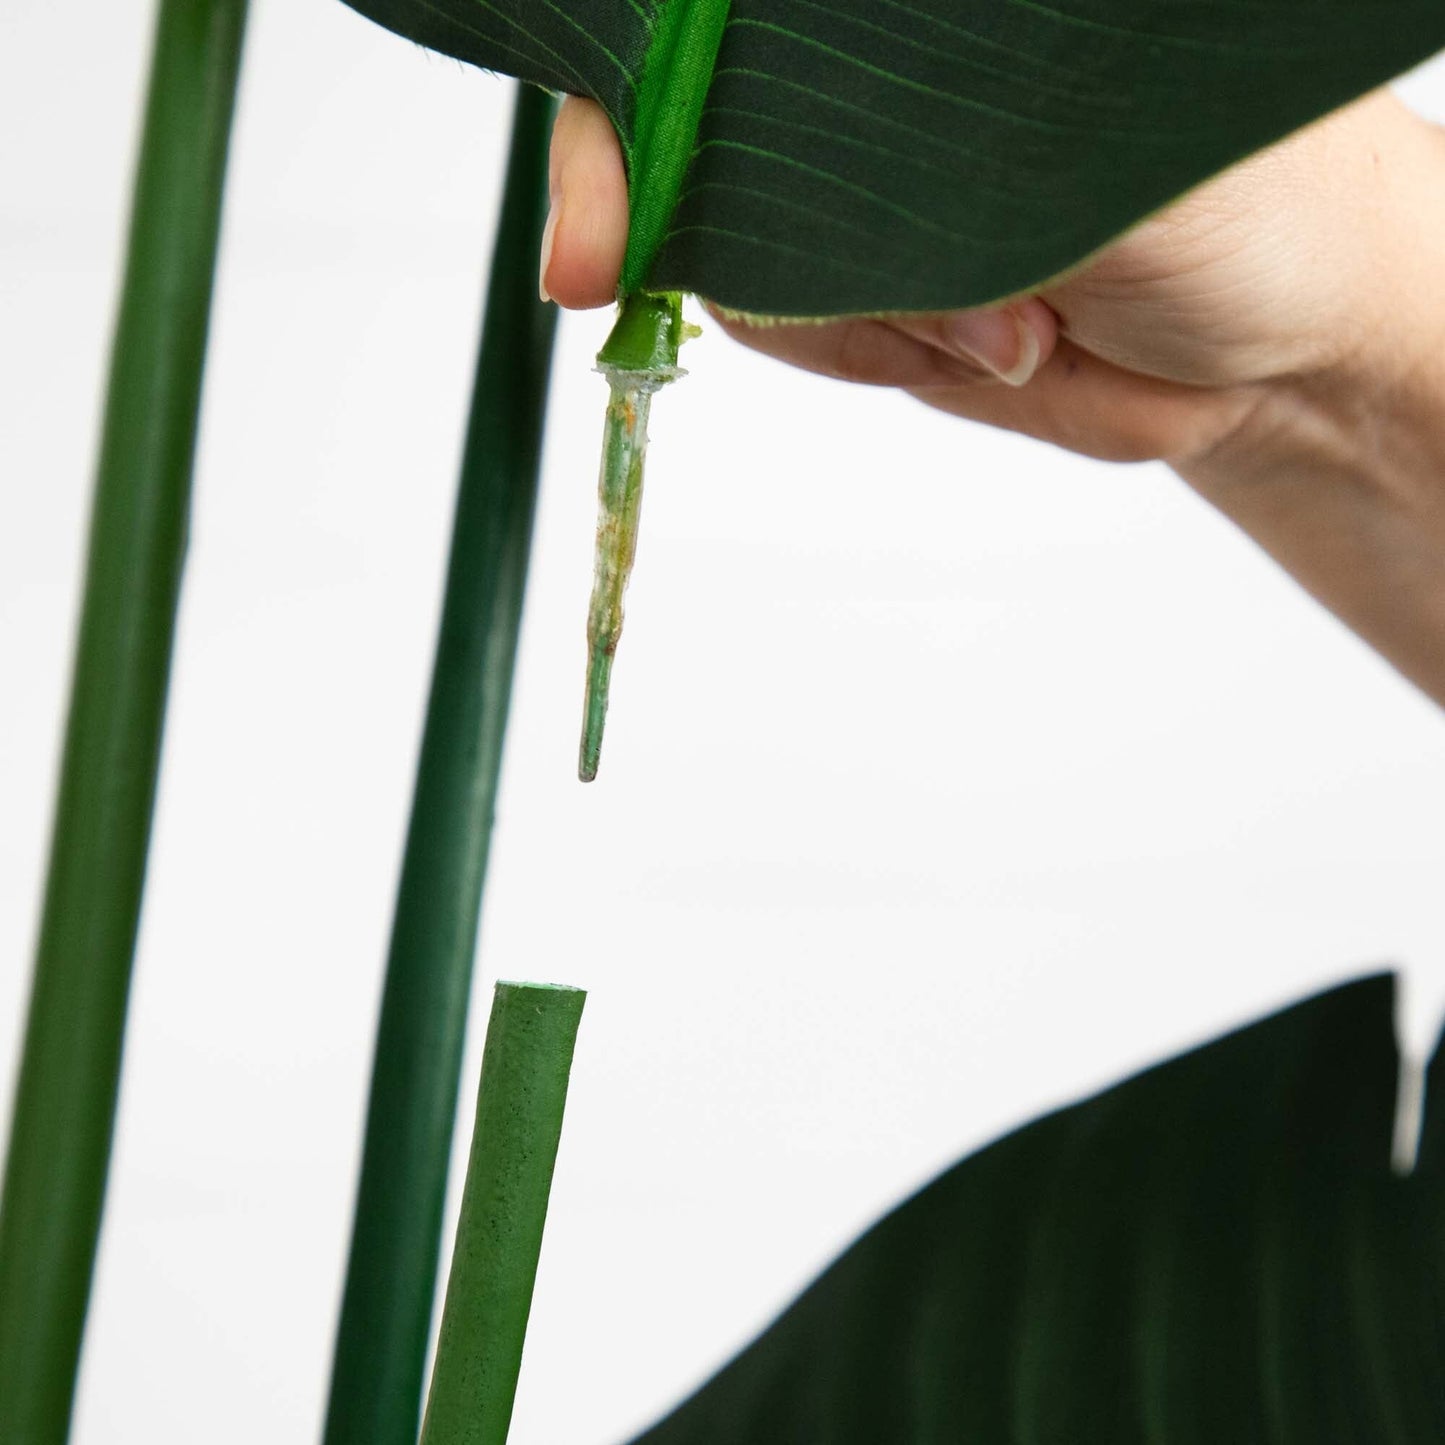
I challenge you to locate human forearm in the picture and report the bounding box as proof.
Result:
[1177,314,1445,708]
[1175,114,1445,709]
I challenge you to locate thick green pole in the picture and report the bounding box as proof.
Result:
[0,2,248,1439]
[419,982,586,1445]
[323,84,560,1445]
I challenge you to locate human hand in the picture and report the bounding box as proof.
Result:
[544,89,1437,465]
[542,89,1445,706]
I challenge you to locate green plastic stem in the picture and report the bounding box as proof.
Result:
[418,982,586,1445]
[579,376,654,781]
[0,2,248,1438]
[579,292,686,782]
[322,84,559,1445]
[619,0,732,293]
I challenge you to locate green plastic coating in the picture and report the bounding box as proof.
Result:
[595,291,689,372]
[619,0,732,294]
[322,85,559,1445]
[418,982,586,1445]
[0,2,248,1439]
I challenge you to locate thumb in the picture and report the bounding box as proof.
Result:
[540,95,630,310]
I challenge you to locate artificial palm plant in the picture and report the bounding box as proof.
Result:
[2,0,1444,1440]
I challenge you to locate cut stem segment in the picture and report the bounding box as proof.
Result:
[418,982,586,1445]
[0,0,248,1437]
[322,83,558,1445]
[580,291,690,781]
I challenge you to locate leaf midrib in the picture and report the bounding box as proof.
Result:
[620,0,733,292]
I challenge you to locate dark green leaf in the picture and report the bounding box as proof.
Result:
[338,0,1444,314]
[625,975,1445,1444]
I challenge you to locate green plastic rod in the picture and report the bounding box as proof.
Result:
[322,84,559,1445]
[419,982,586,1445]
[0,1,248,1438]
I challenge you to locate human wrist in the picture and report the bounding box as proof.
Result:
[1171,315,1445,708]
[1180,304,1445,509]
[1179,101,1445,484]
[1170,113,1445,707]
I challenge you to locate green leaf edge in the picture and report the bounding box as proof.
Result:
[625,972,1445,1444]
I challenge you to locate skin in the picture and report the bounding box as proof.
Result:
[542,89,1445,709]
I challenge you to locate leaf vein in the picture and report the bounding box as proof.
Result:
[728,18,1160,136]
[692,137,970,240]
[775,0,1137,112]
[675,177,1004,247]
[402,0,602,106]
[710,66,1020,183]
[662,222,911,287]
[699,101,1045,206]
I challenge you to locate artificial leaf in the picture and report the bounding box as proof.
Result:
[340,0,1444,315]
[625,974,1445,1443]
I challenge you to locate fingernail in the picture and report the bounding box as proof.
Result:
[538,198,559,303]
[942,309,1040,386]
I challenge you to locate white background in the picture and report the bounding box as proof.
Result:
[2,3,1443,1439]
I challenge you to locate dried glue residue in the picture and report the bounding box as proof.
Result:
[577,362,684,782]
